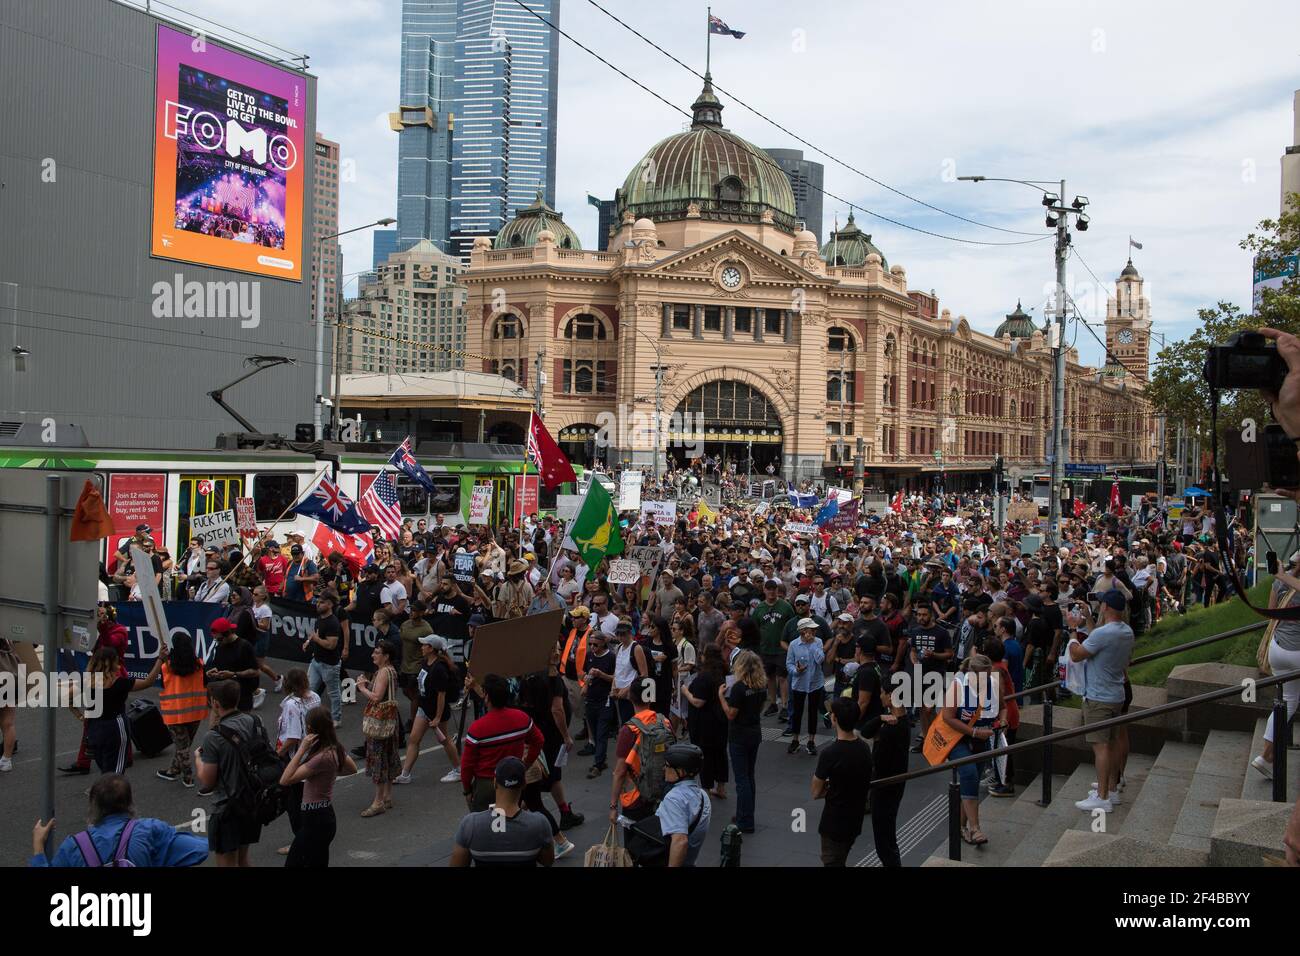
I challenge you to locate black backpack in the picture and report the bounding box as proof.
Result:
[215,716,289,826]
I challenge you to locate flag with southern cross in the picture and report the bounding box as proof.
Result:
[709,14,745,38]
[293,474,371,534]
[387,436,435,493]
[567,479,624,567]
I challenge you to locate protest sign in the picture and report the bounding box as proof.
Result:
[640,500,677,526]
[619,471,643,511]
[235,497,258,538]
[189,508,239,548]
[469,484,493,524]
[467,609,565,680]
[607,558,641,585]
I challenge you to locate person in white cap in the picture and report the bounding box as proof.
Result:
[395,634,462,784]
[785,618,827,756]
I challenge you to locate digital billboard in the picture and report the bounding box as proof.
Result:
[150,25,306,281]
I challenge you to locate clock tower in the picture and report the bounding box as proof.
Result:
[1105,257,1152,382]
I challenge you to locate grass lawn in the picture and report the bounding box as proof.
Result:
[1125,579,1273,687]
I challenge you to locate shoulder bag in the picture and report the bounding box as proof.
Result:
[362,666,398,739]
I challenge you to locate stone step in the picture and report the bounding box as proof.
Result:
[933,772,1071,867]
[1003,764,1100,867]
[1063,752,1155,837]
[1166,663,1271,736]
[1168,729,1251,853]
[1015,685,1181,777]
[1042,831,1209,867]
[1241,716,1300,802]
[1119,740,1199,844]
[1209,798,1294,866]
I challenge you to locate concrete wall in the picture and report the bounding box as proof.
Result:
[0,0,316,448]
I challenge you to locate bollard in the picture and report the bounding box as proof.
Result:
[1038,697,1053,807]
[719,823,743,867]
[948,768,961,862]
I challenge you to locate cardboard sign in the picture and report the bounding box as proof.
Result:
[130,545,171,652]
[467,609,566,680]
[619,471,643,512]
[640,500,677,526]
[828,486,854,504]
[235,497,258,538]
[607,558,641,585]
[628,544,663,582]
[556,494,582,520]
[1008,501,1039,523]
[452,551,477,586]
[189,508,239,548]
[469,485,493,525]
[753,501,770,517]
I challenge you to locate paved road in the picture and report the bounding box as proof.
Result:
[1,656,950,867]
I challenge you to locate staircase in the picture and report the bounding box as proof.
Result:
[923,663,1297,867]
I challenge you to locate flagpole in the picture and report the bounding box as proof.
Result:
[220,461,331,586]
[519,412,534,558]
[706,6,711,74]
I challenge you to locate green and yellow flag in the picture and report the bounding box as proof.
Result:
[568,479,624,567]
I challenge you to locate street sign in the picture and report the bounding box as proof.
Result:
[1065,463,1105,475]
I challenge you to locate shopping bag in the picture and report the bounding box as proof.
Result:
[584,825,633,868]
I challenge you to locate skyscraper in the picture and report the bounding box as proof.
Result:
[395,0,561,260]
[587,194,616,251]
[372,229,399,269]
[764,148,824,243]
[312,134,341,324]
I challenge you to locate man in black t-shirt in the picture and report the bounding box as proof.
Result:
[812,697,873,866]
[303,593,344,725]
[205,617,259,713]
[851,640,885,734]
[905,605,952,749]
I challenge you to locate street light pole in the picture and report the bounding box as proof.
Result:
[314,217,394,440]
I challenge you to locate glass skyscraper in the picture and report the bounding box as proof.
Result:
[396,0,560,259]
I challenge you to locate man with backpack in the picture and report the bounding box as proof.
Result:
[29,774,207,867]
[609,680,675,825]
[626,743,711,867]
[196,680,283,867]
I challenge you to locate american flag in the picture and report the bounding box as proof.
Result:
[359,472,403,540]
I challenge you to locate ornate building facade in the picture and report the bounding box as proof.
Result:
[462,76,1157,488]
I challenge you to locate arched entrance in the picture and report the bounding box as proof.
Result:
[672,379,783,477]
[558,423,601,468]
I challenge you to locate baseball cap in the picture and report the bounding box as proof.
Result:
[495,756,527,789]
[290,544,303,555]
[211,617,235,634]
[134,523,152,533]
[836,613,854,623]
[797,617,818,631]
[1099,589,1128,611]
[794,593,810,605]
[418,634,448,651]
[467,613,488,628]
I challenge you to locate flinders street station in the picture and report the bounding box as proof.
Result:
[461,76,1158,488]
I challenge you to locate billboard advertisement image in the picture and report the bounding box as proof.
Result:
[150,24,306,280]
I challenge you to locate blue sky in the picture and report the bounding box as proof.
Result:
[175,0,1300,368]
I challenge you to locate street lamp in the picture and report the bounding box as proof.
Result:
[958,175,1091,546]
[315,217,395,440]
[628,322,666,483]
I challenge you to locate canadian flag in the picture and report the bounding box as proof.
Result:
[311,521,374,574]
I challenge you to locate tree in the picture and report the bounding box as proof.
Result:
[1145,194,1300,479]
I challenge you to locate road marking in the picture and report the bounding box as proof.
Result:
[854,794,948,867]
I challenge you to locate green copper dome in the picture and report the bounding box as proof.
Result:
[820,211,888,268]
[615,74,798,231]
[994,300,1035,339]
[493,190,581,250]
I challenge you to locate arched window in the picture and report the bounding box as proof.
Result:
[717,176,744,203]
[492,315,523,339]
[884,333,896,359]
[828,327,856,352]
[564,314,606,340]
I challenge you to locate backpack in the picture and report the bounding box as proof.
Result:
[215,715,289,826]
[628,712,675,807]
[73,819,139,867]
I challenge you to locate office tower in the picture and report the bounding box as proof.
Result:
[587,194,616,251]
[764,148,824,243]
[312,134,341,324]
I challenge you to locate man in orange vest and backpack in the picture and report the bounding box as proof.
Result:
[609,679,676,824]
[561,606,593,742]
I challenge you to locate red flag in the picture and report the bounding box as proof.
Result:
[527,413,577,491]
[311,521,374,574]
[1109,481,1121,514]
[1072,498,1085,518]
[890,490,904,513]
[70,480,115,541]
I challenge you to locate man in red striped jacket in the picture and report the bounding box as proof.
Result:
[461,674,544,811]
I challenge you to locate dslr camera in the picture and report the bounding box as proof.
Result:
[1202,331,1288,393]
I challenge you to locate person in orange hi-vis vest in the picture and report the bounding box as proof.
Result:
[155,633,208,788]
[609,681,674,824]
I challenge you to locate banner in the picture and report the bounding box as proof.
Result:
[618,471,643,511]
[189,508,239,548]
[785,521,819,534]
[116,598,379,680]
[469,484,493,525]
[150,25,306,281]
[107,473,166,546]
[513,475,539,529]
[607,558,641,585]
[235,497,258,538]
[640,500,677,526]
[827,500,860,531]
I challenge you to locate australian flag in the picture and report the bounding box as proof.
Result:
[815,496,840,527]
[708,14,745,38]
[293,475,371,534]
[388,436,435,494]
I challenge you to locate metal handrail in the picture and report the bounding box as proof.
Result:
[1129,621,1265,666]
[869,667,1298,862]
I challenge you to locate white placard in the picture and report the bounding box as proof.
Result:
[628,545,663,581]
[828,486,854,505]
[619,471,643,512]
[556,494,582,520]
[130,545,171,652]
[469,485,493,524]
[785,521,819,534]
[941,516,962,528]
[235,497,258,537]
[753,501,770,517]
[189,508,239,548]
[640,500,677,526]
[607,559,641,585]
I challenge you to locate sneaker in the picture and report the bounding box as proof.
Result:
[394,772,413,785]
[0,757,11,772]
[440,768,461,783]
[988,784,1016,798]
[181,778,195,789]
[1074,794,1113,813]
[1251,755,1273,780]
[822,712,832,729]
[253,688,266,709]
[273,676,285,693]
[787,739,800,754]
[58,764,90,775]
[805,741,817,756]
[1088,788,1121,806]
[559,809,585,830]
[909,742,923,754]
[554,839,576,860]
[1090,776,1127,792]
[780,727,796,737]
[197,786,215,797]
[576,744,595,757]
[762,703,779,718]
[156,769,181,782]
[587,765,605,779]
